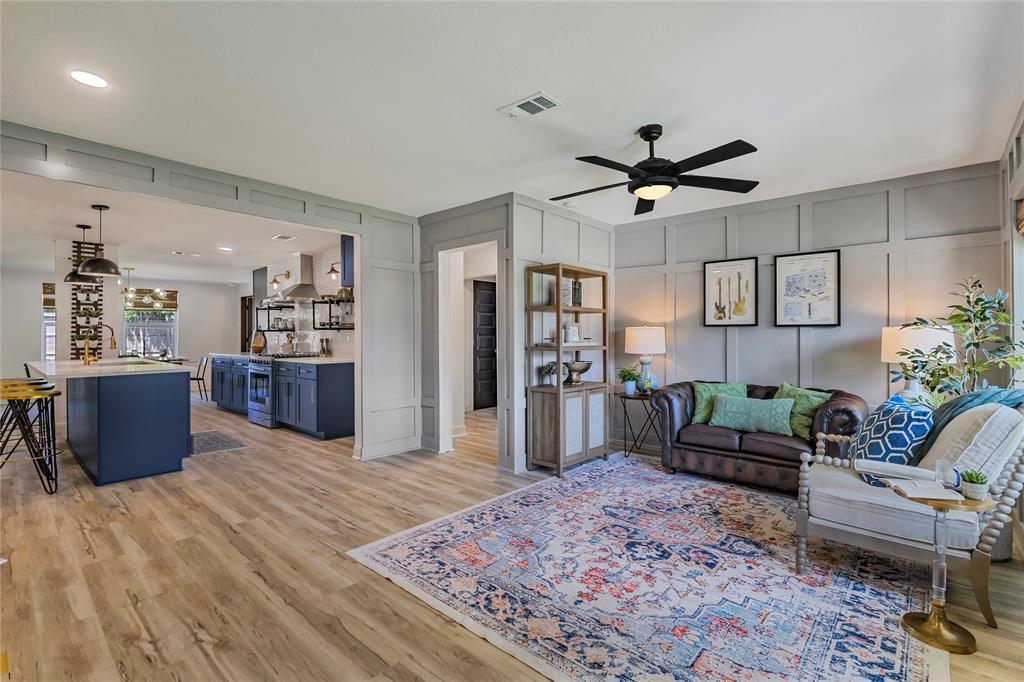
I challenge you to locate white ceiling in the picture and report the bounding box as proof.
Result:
[2,2,1023,225]
[0,170,342,283]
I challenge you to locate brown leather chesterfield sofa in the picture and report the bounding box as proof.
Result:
[650,382,868,493]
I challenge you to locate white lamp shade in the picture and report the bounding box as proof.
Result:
[625,326,666,355]
[880,326,953,363]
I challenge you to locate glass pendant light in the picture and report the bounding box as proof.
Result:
[64,224,102,285]
[78,204,122,277]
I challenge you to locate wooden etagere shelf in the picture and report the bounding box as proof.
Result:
[526,262,609,476]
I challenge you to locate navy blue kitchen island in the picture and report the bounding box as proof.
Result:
[29,359,191,485]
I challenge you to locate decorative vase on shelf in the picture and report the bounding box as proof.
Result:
[624,380,637,396]
[250,330,267,354]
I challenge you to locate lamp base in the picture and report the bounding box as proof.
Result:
[894,378,925,400]
[639,355,653,392]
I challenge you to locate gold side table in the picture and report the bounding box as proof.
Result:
[894,488,994,654]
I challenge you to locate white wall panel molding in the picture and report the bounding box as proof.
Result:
[612,162,1003,427]
[1,121,422,462]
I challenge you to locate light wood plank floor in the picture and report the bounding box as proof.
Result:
[2,398,1021,680]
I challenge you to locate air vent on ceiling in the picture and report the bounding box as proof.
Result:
[271,234,296,241]
[498,91,563,120]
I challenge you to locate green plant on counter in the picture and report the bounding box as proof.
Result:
[961,470,988,485]
[892,276,1024,402]
[617,365,642,383]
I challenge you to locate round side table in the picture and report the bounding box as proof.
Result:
[893,488,994,654]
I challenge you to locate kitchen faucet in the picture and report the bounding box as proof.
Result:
[99,323,117,350]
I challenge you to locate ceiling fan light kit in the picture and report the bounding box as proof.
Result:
[551,123,759,215]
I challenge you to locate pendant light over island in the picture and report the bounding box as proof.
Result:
[77,204,122,278]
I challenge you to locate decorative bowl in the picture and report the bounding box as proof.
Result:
[565,360,593,386]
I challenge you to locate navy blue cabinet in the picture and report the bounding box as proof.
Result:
[229,367,248,413]
[275,367,296,425]
[272,361,353,439]
[212,356,248,415]
[211,358,230,405]
[341,235,355,287]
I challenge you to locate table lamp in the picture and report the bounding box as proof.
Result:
[625,326,666,393]
[880,326,954,398]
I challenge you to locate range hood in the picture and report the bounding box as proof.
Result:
[279,254,321,301]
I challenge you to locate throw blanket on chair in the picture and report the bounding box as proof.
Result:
[911,387,1024,464]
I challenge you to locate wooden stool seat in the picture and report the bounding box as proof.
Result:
[1,383,60,494]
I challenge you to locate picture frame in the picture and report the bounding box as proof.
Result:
[773,249,841,327]
[702,257,758,326]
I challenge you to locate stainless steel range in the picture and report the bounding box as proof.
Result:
[247,353,320,427]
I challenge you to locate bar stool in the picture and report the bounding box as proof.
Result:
[1,379,61,494]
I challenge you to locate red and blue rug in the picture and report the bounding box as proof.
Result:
[349,456,946,681]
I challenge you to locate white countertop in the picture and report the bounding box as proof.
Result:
[208,353,354,365]
[27,358,192,380]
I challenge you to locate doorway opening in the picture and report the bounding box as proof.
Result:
[437,241,500,464]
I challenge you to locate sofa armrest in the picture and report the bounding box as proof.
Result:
[812,391,868,456]
[977,445,1024,554]
[650,383,694,468]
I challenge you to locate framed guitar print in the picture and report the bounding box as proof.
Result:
[773,249,841,326]
[703,257,758,326]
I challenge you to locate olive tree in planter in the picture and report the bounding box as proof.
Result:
[892,276,1024,406]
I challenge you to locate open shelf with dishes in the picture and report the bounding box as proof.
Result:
[525,262,609,476]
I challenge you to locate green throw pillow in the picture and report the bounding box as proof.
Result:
[773,382,832,441]
[692,382,747,424]
[709,394,795,436]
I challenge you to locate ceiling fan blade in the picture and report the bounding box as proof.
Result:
[634,198,655,215]
[663,140,757,176]
[675,175,759,193]
[577,156,649,178]
[549,181,630,202]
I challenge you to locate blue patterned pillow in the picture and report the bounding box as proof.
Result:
[849,396,933,487]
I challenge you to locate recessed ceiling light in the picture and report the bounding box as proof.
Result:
[271,234,296,241]
[217,246,233,252]
[189,252,202,257]
[170,250,184,255]
[70,70,108,88]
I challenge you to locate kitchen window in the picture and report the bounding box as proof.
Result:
[124,309,178,357]
[42,282,56,362]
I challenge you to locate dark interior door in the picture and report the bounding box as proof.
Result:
[472,280,497,410]
[240,295,253,351]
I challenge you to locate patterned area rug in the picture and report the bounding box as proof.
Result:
[349,456,948,681]
[190,430,247,455]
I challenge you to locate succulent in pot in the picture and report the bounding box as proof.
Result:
[617,365,642,396]
[73,332,86,349]
[960,470,989,501]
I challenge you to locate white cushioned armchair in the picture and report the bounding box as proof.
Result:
[796,432,1024,627]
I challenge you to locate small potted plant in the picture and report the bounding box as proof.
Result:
[73,332,86,350]
[617,365,642,396]
[960,470,989,501]
[540,361,564,386]
[76,308,92,326]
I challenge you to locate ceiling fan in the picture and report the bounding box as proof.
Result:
[551,124,759,215]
